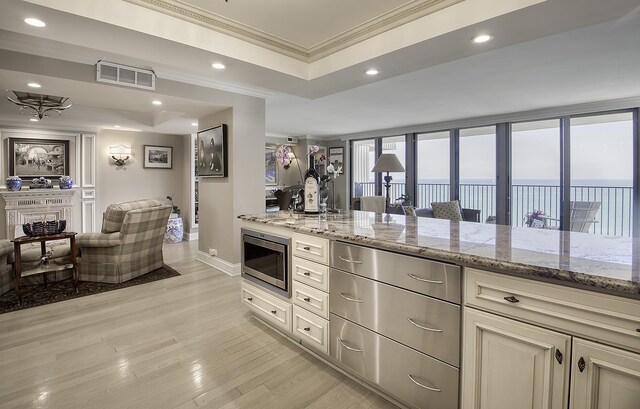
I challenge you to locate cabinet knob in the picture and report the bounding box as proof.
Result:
[303,246,311,251]
[247,297,253,301]
[504,296,520,304]
[303,327,310,331]
[578,357,586,372]
[271,310,277,314]
[555,349,563,364]
[303,272,311,276]
[303,297,311,302]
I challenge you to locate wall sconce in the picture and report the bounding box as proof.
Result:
[109,145,132,166]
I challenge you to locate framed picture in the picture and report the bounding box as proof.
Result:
[8,138,70,179]
[197,124,228,177]
[265,146,277,185]
[328,147,344,174]
[143,145,173,169]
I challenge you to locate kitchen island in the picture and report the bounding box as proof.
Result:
[238,211,640,409]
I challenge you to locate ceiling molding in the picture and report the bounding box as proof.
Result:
[124,0,463,63]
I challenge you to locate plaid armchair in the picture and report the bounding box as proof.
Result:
[0,240,13,296]
[77,199,172,283]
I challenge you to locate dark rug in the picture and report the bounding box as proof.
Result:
[0,265,180,314]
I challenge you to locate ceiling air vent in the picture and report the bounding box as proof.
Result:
[96,60,156,90]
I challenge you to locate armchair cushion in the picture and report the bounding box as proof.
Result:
[431,200,464,221]
[102,199,164,233]
[77,232,122,248]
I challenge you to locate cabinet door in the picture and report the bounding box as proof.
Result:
[462,308,571,409]
[570,338,640,409]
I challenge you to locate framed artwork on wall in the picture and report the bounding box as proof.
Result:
[329,147,344,174]
[8,138,70,179]
[143,145,173,169]
[265,146,277,185]
[197,124,228,177]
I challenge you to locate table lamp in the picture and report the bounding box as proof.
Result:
[371,153,405,213]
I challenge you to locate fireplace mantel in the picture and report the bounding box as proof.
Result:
[0,189,77,239]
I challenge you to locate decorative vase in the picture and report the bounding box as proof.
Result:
[6,176,22,191]
[59,176,73,189]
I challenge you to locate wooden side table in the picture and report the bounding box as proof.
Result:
[11,232,79,303]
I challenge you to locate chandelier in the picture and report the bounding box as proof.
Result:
[7,91,72,119]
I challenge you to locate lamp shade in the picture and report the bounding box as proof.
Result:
[109,145,132,156]
[371,153,405,173]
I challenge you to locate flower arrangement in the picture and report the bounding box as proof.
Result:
[525,209,545,227]
[276,145,294,168]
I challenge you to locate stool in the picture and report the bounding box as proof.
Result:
[165,214,184,244]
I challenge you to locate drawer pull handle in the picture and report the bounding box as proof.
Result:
[303,327,311,332]
[636,328,640,333]
[408,318,443,332]
[247,297,253,301]
[407,273,443,284]
[271,310,277,314]
[303,271,311,276]
[555,349,563,364]
[303,297,311,302]
[303,246,311,251]
[338,338,363,352]
[408,374,441,392]
[338,256,363,264]
[339,292,364,303]
[504,296,520,303]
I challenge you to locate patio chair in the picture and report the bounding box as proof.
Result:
[569,201,601,233]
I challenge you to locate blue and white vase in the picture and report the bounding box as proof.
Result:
[6,176,22,191]
[164,214,184,244]
[59,176,73,189]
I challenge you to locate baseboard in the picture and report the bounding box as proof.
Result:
[183,231,198,241]
[196,250,240,276]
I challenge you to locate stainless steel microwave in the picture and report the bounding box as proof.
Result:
[241,228,291,298]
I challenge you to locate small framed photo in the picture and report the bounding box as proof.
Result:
[8,138,70,179]
[143,145,173,169]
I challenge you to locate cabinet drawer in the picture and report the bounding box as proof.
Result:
[465,268,640,353]
[331,241,460,303]
[293,305,329,354]
[241,281,292,333]
[331,314,459,409]
[293,281,329,319]
[292,233,329,265]
[292,256,329,291]
[331,269,460,366]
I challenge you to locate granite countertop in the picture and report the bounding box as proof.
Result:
[239,211,640,299]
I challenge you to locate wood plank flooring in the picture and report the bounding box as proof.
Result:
[0,241,399,409]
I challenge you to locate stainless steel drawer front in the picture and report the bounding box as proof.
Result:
[331,314,459,409]
[330,268,460,366]
[330,241,460,303]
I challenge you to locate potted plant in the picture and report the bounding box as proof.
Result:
[166,195,180,216]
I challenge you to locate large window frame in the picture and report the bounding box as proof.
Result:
[349,107,640,237]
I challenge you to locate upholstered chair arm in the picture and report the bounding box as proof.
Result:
[0,240,12,258]
[76,232,122,248]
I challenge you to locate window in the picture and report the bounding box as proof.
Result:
[351,139,376,198]
[459,126,496,222]
[381,135,406,203]
[511,120,561,228]
[416,131,450,208]
[570,112,633,236]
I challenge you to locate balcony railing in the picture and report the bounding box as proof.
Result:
[353,181,633,236]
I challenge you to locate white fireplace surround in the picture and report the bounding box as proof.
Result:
[0,189,77,239]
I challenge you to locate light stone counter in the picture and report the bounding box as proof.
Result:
[239,210,640,299]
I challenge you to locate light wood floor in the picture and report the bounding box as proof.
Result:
[0,241,399,409]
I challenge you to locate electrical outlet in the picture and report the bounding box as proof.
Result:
[208,248,217,256]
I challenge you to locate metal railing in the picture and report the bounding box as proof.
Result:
[353,181,633,236]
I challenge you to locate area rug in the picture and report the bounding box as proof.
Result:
[0,265,180,314]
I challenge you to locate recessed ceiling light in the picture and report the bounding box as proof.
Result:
[114,125,121,128]
[29,118,39,122]
[212,63,225,70]
[472,34,493,44]
[191,122,198,126]
[365,69,379,76]
[27,82,41,88]
[24,18,46,28]
[152,100,162,106]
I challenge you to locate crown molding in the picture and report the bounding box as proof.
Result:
[124,0,462,63]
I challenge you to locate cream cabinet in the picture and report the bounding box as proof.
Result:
[570,338,640,409]
[461,308,571,409]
